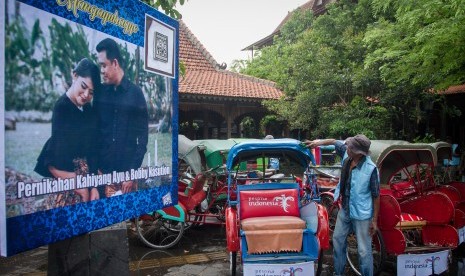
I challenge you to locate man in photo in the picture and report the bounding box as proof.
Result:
[94,38,149,197]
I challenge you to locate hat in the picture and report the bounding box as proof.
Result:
[264,135,274,139]
[346,134,371,156]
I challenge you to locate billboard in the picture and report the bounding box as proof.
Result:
[0,0,179,256]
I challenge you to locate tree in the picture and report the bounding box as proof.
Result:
[49,19,92,89]
[241,0,464,140]
[5,17,55,111]
[260,115,285,138]
[365,0,465,90]
[363,0,465,138]
[240,117,258,138]
[246,0,384,138]
[141,0,185,18]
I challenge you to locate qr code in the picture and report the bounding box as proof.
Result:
[154,32,168,62]
[162,192,172,206]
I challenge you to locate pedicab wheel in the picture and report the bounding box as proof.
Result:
[184,209,203,230]
[136,213,185,249]
[320,194,338,235]
[315,249,324,276]
[229,251,237,276]
[346,229,386,276]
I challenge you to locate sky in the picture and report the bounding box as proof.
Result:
[177,0,309,69]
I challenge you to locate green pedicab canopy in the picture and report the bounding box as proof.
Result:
[195,139,238,169]
[178,135,203,175]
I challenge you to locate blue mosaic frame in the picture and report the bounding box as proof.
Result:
[3,0,179,256]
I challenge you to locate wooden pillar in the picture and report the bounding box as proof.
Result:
[440,102,447,140]
[202,109,209,139]
[226,105,232,139]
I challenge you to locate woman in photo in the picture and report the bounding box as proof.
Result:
[34,58,101,203]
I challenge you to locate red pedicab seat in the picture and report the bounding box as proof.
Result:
[178,173,207,211]
[379,191,458,255]
[239,188,305,253]
[236,183,324,259]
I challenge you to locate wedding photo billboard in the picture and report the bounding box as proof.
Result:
[0,0,179,256]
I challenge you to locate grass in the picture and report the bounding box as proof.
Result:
[5,122,173,180]
[6,122,50,180]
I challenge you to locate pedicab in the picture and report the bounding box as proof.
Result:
[322,140,460,275]
[136,136,230,249]
[185,139,239,226]
[178,134,204,174]
[224,138,330,276]
[135,135,203,249]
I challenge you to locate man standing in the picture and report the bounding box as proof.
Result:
[94,38,149,198]
[305,135,380,276]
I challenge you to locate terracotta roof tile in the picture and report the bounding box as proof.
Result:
[179,20,283,100]
[429,84,465,95]
[272,0,315,33]
[440,84,465,95]
[242,0,334,51]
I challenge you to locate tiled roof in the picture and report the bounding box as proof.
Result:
[242,0,334,51]
[440,84,465,95]
[272,0,316,34]
[179,20,283,100]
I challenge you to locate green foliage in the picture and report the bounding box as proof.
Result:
[240,117,257,138]
[49,19,92,88]
[317,96,389,139]
[413,133,437,143]
[5,17,56,111]
[140,0,184,18]
[260,115,285,138]
[241,0,465,141]
[179,121,199,136]
[365,0,465,90]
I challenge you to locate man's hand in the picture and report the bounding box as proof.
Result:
[303,138,336,149]
[303,139,321,148]
[369,219,378,236]
[121,180,136,193]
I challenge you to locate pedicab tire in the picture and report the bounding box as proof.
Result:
[229,251,237,276]
[346,229,386,276]
[315,249,324,276]
[320,194,338,237]
[136,214,185,249]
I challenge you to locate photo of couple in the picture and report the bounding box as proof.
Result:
[4,0,175,217]
[34,37,148,202]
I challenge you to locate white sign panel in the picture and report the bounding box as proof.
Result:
[144,14,177,78]
[459,226,465,244]
[397,250,449,276]
[243,261,314,276]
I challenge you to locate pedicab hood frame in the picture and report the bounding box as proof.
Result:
[226,138,316,171]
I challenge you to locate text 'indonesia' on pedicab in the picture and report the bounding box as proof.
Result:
[319,140,461,276]
[224,138,330,276]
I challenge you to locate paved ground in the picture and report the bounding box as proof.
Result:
[1,223,465,276]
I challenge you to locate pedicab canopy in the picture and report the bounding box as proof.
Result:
[195,139,238,169]
[226,139,315,171]
[178,135,204,175]
[1,0,178,256]
[368,140,451,185]
[430,141,453,164]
